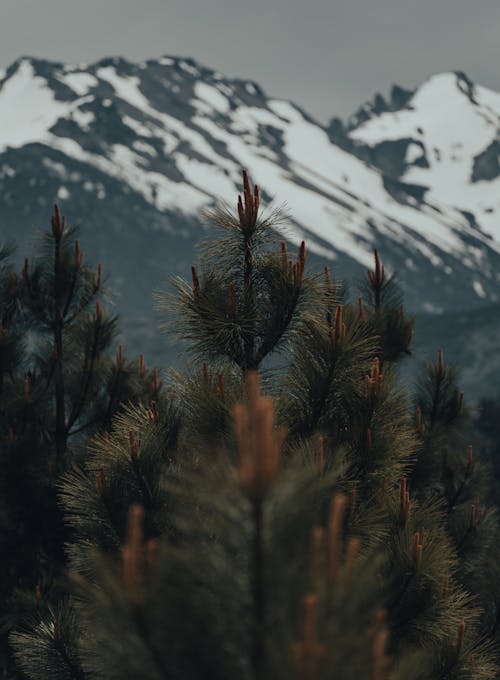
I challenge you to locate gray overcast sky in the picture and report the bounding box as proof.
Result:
[1,0,499,123]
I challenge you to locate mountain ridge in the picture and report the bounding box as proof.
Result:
[1,55,500,397]
[2,55,500,311]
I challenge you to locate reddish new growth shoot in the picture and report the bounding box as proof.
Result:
[121,504,157,606]
[312,527,326,593]
[116,344,124,370]
[457,619,466,656]
[96,465,106,495]
[368,249,385,288]
[139,354,146,378]
[217,373,225,402]
[289,241,307,287]
[344,537,361,579]
[368,249,386,308]
[22,258,29,283]
[312,494,360,595]
[412,530,424,568]
[365,357,383,398]
[95,301,104,322]
[298,240,306,273]
[290,594,326,680]
[191,266,200,297]
[327,494,347,587]
[330,305,346,345]
[470,500,480,529]
[415,407,425,436]
[324,266,331,289]
[74,240,83,270]
[233,371,286,499]
[50,204,65,240]
[148,400,160,424]
[280,241,288,274]
[95,263,102,290]
[129,431,140,460]
[399,478,411,524]
[371,610,391,680]
[436,349,445,378]
[358,296,366,321]
[151,368,162,398]
[287,242,307,287]
[237,169,259,229]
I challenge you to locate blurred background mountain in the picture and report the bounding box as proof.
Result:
[1,55,499,399]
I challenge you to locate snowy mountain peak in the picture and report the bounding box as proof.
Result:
[345,70,500,249]
[1,56,500,314]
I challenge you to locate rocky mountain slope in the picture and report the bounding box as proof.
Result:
[0,55,499,396]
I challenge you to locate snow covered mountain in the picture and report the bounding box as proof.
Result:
[0,57,500,310]
[1,55,500,378]
[330,71,500,304]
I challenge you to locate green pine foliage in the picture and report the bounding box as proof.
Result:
[6,176,500,680]
[0,207,159,677]
[411,351,500,659]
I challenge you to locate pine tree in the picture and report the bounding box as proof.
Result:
[411,349,500,663]
[9,177,500,679]
[0,207,158,677]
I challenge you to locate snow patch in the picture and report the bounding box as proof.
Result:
[71,108,94,130]
[422,302,444,313]
[42,158,66,176]
[175,156,237,199]
[132,140,157,156]
[62,72,98,96]
[0,60,70,152]
[0,164,15,178]
[472,280,487,298]
[96,67,151,111]
[268,100,301,122]
[194,82,230,114]
[123,115,153,138]
[47,134,207,215]
[179,61,199,77]
[405,143,424,164]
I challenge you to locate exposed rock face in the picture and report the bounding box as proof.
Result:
[472,140,500,182]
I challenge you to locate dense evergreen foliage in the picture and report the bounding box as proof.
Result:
[2,175,500,679]
[0,207,158,678]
